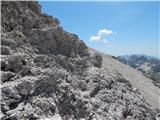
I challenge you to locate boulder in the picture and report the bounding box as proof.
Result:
[1,46,11,55]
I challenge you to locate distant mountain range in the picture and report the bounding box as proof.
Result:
[117,54,160,88]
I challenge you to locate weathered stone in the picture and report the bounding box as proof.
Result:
[20,66,31,76]
[1,46,11,55]
[1,71,17,83]
[1,37,17,47]
[33,97,56,115]
[91,53,102,68]
[79,80,87,91]
[7,54,25,73]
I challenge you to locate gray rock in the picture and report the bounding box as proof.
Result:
[78,80,87,91]
[1,37,17,47]
[17,79,34,96]
[156,113,160,120]
[91,53,102,68]
[7,54,25,73]
[32,97,56,115]
[1,71,17,83]
[20,66,31,76]
[1,46,11,55]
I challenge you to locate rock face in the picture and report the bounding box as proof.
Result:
[1,1,160,120]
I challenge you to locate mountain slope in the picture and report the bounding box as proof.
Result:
[117,55,160,88]
[90,50,160,109]
[1,1,160,120]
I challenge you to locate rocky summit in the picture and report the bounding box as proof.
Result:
[1,1,160,120]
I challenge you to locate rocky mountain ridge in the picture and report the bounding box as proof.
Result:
[1,1,160,120]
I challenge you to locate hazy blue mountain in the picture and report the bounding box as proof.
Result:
[117,54,160,88]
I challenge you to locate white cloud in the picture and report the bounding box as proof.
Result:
[98,29,112,37]
[89,35,101,41]
[89,28,113,46]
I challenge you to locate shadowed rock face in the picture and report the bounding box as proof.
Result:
[1,1,160,120]
[1,1,88,57]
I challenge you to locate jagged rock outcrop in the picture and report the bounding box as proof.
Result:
[1,1,160,120]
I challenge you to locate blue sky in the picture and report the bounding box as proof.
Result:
[39,1,159,57]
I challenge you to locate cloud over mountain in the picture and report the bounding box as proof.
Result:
[89,29,113,47]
